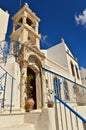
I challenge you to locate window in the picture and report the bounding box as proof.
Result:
[75,65,79,79]
[70,61,75,76]
[63,81,70,100]
[53,78,61,98]
[73,84,79,95]
[73,85,77,94]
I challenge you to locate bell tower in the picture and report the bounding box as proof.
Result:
[10,3,41,49]
[9,3,45,110]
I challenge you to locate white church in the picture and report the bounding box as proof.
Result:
[0,3,86,130]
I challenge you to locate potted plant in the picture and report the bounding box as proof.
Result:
[25,74,35,112]
[47,89,54,107]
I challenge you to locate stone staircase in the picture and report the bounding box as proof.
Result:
[1,123,36,130]
[0,109,41,130]
[0,108,54,130]
[0,107,86,130]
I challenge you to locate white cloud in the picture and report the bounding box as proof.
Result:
[41,35,48,43]
[80,66,85,70]
[41,35,50,46]
[75,9,86,27]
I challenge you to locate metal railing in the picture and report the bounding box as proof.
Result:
[42,67,86,130]
[0,40,20,63]
[0,66,15,113]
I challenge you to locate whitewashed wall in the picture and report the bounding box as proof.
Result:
[0,57,20,110]
[0,8,9,41]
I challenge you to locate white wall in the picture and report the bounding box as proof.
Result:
[42,41,82,84]
[41,41,83,106]
[0,57,20,110]
[47,42,68,68]
[65,43,82,84]
[0,8,9,41]
[80,69,86,87]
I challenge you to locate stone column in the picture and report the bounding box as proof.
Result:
[20,65,27,109]
[35,22,40,49]
[23,11,27,24]
[36,71,42,109]
[41,69,47,108]
[23,16,26,24]
[36,37,40,49]
[35,22,38,34]
[13,23,16,32]
[20,14,28,44]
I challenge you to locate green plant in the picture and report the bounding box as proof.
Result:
[25,74,34,99]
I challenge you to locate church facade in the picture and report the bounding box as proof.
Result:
[0,3,86,130]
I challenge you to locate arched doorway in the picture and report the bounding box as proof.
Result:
[27,54,44,109]
[27,67,37,109]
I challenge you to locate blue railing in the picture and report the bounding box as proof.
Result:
[42,67,86,89]
[42,67,86,129]
[1,72,7,109]
[0,66,15,113]
[55,95,86,123]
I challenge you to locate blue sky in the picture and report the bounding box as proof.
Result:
[0,0,86,68]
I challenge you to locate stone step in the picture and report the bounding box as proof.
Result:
[0,112,24,127]
[0,123,36,130]
[24,109,41,124]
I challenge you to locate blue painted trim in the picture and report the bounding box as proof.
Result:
[10,77,14,113]
[42,68,86,89]
[55,95,86,123]
[2,72,7,108]
[0,73,6,91]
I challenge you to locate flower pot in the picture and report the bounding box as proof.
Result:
[47,101,54,108]
[25,98,35,112]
